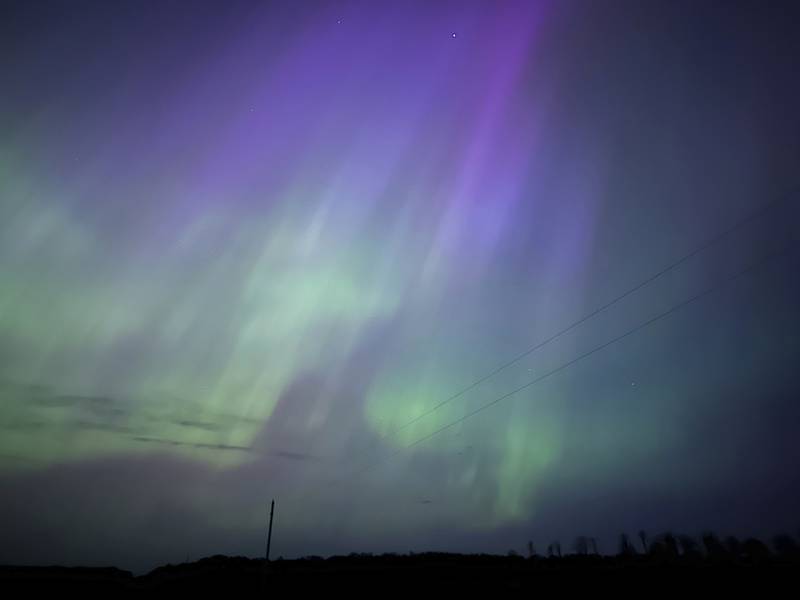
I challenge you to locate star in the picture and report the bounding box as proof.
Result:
[451,32,457,38]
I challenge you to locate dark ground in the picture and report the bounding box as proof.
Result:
[3,547,800,592]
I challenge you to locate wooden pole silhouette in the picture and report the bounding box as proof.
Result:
[266,499,275,562]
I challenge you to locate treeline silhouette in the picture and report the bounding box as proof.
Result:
[3,531,799,591]
[536,530,799,564]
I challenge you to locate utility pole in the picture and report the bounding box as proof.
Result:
[266,499,275,562]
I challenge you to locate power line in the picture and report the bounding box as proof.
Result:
[354,241,796,477]
[379,190,796,440]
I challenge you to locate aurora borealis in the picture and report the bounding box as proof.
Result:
[1,0,799,572]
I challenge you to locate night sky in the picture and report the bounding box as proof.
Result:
[1,0,799,573]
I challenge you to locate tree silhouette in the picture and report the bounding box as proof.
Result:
[677,535,700,558]
[702,533,727,560]
[662,532,679,559]
[772,534,800,559]
[742,538,771,563]
[724,536,742,559]
[589,537,598,555]
[574,536,589,556]
[527,540,536,558]
[619,533,636,557]
[638,530,649,554]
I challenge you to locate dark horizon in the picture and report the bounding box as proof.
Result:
[4,535,800,591]
[1,0,799,576]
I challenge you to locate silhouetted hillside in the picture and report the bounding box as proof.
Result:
[3,532,800,591]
